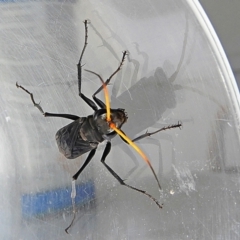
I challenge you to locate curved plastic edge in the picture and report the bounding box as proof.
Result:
[186,0,240,130]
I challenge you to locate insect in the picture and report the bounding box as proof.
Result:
[16,20,181,232]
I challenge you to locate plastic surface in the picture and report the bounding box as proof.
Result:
[1,0,240,239]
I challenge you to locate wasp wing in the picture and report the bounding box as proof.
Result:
[55,117,97,159]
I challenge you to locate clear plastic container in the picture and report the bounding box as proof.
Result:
[1,0,239,239]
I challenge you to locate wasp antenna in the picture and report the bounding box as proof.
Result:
[109,122,162,191]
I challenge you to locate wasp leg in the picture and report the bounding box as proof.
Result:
[101,142,163,209]
[77,20,98,111]
[44,113,79,120]
[87,51,128,109]
[16,82,79,120]
[65,148,96,234]
[72,148,96,180]
[131,122,182,142]
[84,69,106,109]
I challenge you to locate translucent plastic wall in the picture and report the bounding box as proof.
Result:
[1,0,240,239]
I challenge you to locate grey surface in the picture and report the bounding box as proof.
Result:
[1,0,240,239]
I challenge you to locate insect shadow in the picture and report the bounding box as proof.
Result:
[93,11,231,185]
[90,12,190,178]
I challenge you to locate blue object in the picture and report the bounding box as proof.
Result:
[21,181,95,218]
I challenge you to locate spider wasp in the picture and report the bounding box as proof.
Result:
[16,20,181,232]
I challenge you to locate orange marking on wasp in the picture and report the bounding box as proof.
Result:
[102,78,162,190]
[101,81,111,122]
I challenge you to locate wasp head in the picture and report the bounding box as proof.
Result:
[93,108,128,135]
[110,108,128,128]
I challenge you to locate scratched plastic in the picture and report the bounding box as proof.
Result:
[1,0,240,239]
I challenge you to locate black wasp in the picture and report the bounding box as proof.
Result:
[16,20,181,232]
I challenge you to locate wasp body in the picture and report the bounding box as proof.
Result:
[56,108,127,159]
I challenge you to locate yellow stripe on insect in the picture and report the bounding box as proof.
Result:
[110,123,150,165]
[109,122,161,190]
[102,78,161,190]
[101,81,111,122]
